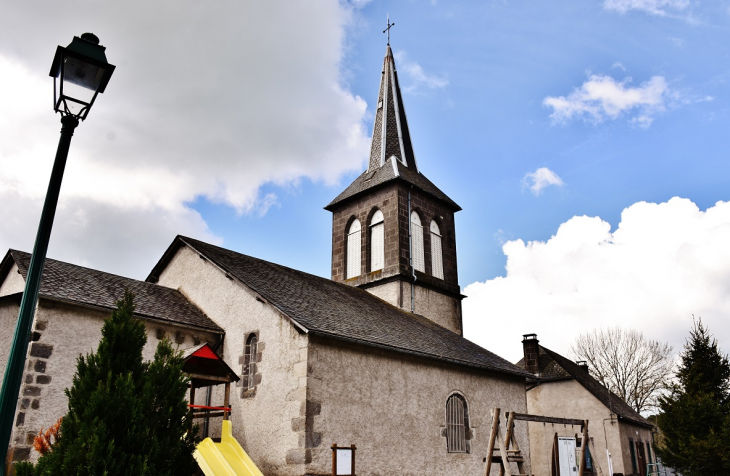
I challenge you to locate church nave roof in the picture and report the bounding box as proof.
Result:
[150,236,531,379]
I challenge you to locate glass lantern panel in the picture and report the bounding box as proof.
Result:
[64,56,104,90]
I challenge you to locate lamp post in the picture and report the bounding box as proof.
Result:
[0,33,114,473]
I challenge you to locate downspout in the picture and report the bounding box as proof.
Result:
[407,185,416,313]
[204,332,225,438]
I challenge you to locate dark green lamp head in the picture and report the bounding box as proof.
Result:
[50,33,116,120]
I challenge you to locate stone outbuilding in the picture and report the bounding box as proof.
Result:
[517,334,655,476]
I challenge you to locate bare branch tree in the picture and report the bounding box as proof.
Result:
[571,327,674,415]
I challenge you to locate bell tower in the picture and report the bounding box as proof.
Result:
[325,44,464,335]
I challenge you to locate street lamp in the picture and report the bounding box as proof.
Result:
[0,33,114,474]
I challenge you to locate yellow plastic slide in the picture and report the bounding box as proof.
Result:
[194,420,265,476]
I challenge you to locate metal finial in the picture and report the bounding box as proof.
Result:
[383,14,395,45]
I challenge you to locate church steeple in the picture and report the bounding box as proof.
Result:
[368,45,419,173]
[326,38,464,336]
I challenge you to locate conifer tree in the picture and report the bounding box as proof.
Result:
[31,291,197,476]
[656,318,730,476]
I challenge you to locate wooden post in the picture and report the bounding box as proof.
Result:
[332,443,337,476]
[484,407,501,476]
[578,420,588,475]
[496,420,512,476]
[189,385,196,431]
[223,382,231,420]
[351,444,356,476]
[504,411,515,450]
[552,432,559,476]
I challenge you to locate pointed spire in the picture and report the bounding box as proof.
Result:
[367,44,419,173]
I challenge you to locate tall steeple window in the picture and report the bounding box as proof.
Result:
[410,211,425,273]
[430,220,444,279]
[346,219,362,279]
[370,210,385,272]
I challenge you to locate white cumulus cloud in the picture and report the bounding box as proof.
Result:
[522,167,565,195]
[603,0,691,16]
[0,0,370,278]
[544,74,674,127]
[463,198,730,363]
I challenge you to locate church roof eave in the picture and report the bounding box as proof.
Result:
[325,157,461,212]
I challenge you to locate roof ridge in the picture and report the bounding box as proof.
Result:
[539,345,651,427]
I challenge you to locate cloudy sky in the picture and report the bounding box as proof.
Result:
[2,0,730,362]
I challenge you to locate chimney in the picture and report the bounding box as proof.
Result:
[577,361,589,373]
[522,334,540,374]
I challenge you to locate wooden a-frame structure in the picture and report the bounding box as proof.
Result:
[484,407,589,476]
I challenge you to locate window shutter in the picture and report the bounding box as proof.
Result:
[346,220,362,279]
[446,395,467,453]
[411,212,424,272]
[370,210,385,271]
[430,221,444,279]
[371,223,384,271]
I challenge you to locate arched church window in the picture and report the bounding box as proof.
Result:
[346,219,362,279]
[430,220,444,279]
[446,393,469,453]
[410,211,425,272]
[370,210,385,272]
[243,333,258,390]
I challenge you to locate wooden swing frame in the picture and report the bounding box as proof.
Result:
[484,407,589,476]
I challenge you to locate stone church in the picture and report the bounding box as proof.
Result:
[1,45,532,475]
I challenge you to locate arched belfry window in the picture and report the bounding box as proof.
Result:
[346,219,362,279]
[244,333,258,390]
[410,211,425,272]
[430,220,444,279]
[370,210,385,272]
[446,393,470,453]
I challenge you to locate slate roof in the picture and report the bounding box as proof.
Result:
[325,156,461,211]
[517,345,651,428]
[0,250,222,333]
[149,236,530,379]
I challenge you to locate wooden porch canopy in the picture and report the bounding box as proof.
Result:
[182,343,239,422]
[182,343,239,388]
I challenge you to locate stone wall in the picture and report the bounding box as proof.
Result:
[330,185,459,292]
[155,244,309,475]
[331,186,400,283]
[329,184,463,335]
[304,336,530,476]
[1,298,217,465]
[526,378,653,476]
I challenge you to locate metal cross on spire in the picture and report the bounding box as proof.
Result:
[383,15,395,45]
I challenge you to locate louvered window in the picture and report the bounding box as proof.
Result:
[430,220,444,279]
[370,210,385,271]
[346,219,361,279]
[244,334,258,390]
[410,212,424,272]
[446,394,468,453]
